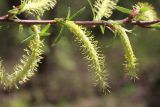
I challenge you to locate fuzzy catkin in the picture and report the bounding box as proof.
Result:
[134,2,157,21]
[57,20,109,90]
[20,0,57,15]
[94,0,118,20]
[114,25,138,79]
[0,25,43,89]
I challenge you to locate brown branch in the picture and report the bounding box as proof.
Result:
[0,19,112,26]
[0,14,10,20]
[0,19,160,27]
[0,14,160,28]
[131,20,160,25]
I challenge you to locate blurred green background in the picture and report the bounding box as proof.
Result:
[0,0,160,107]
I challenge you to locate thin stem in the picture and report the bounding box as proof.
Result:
[0,14,160,28]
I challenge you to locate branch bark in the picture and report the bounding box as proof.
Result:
[0,14,160,28]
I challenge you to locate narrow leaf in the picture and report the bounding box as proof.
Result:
[70,7,86,20]
[87,0,96,19]
[21,34,34,44]
[115,6,131,14]
[52,26,65,46]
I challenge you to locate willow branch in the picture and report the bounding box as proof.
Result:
[0,14,160,28]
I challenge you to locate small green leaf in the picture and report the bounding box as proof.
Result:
[150,23,160,30]
[40,24,51,37]
[53,6,86,46]
[87,0,95,19]
[21,34,34,44]
[52,7,71,46]
[100,25,105,34]
[40,33,51,37]
[66,7,71,20]
[70,7,86,20]
[115,6,132,14]
[52,26,65,46]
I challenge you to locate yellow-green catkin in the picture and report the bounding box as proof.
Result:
[20,0,57,16]
[57,20,109,91]
[0,61,7,87]
[0,25,43,89]
[134,2,157,21]
[94,0,118,20]
[114,25,138,79]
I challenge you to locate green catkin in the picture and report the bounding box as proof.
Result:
[0,0,56,89]
[0,25,43,89]
[0,61,7,87]
[134,2,157,21]
[114,25,138,79]
[57,20,109,91]
[94,0,118,20]
[20,0,57,16]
